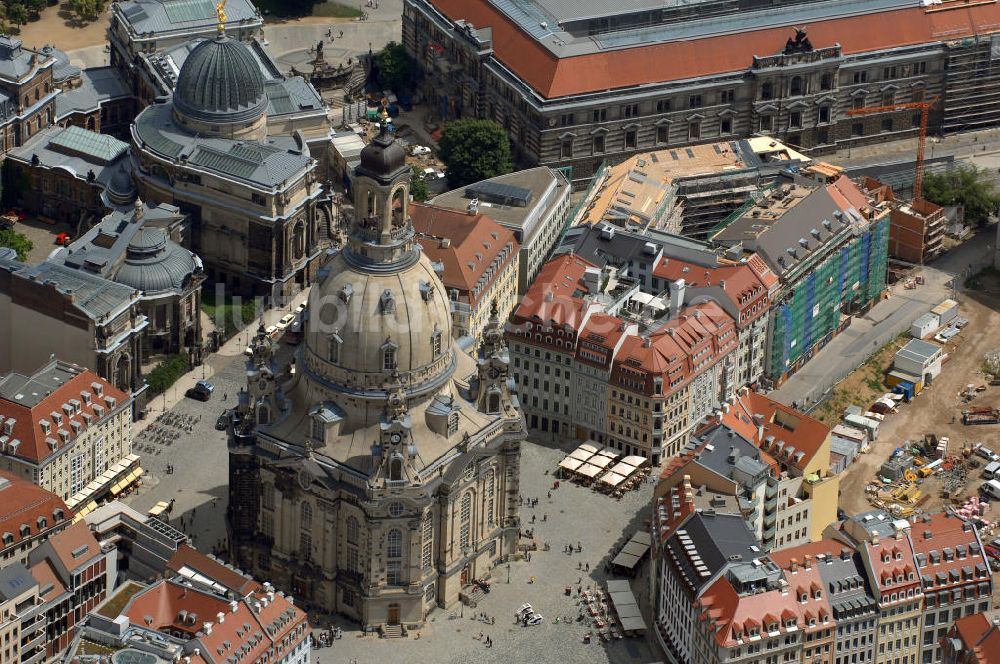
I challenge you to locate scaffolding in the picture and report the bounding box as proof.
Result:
[768,215,889,379]
[942,34,1000,133]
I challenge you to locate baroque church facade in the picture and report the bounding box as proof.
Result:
[227,126,526,629]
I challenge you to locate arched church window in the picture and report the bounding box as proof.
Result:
[459,492,472,548]
[487,394,500,414]
[346,516,359,545]
[431,330,442,358]
[328,336,341,363]
[389,456,403,482]
[301,502,312,531]
[383,347,396,371]
[257,405,270,424]
[311,417,325,443]
[387,529,402,558]
[292,221,305,260]
[448,412,459,436]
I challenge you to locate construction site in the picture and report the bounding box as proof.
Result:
[836,276,1000,549]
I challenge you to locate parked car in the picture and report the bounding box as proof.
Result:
[185,380,214,402]
[974,443,1000,463]
[215,412,228,430]
[984,461,1000,480]
[295,301,308,315]
[981,479,1000,501]
[954,317,969,329]
[276,313,296,330]
[244,345,254,357]
[265,324,279,338]
[410,145,431,156]
[55,232,72,246]
[523,613,543,626]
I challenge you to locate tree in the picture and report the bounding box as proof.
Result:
[410,166,429,202]
[67,0,103,21]
[922,165,1000,225]
[7,3,28,28]
[374,42,415,94]
[438,120,513,188]
[0,228,33,261]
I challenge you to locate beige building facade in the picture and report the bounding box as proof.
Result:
[0,361,132,502]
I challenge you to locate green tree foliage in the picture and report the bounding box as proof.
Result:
[374,42,415,93]
[409,166,429,202]
[922,165,1000,225]
[0,228,32,261]
[438,120,513,189]
[67,0,106,21]
[6,3,28,28]
[145,354,189,396]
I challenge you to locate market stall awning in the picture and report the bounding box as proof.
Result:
[622,540,649,558]
[110,482,125,496]
[569,448,594,462]
[606,580,631,593]
[599,472,626,487]
[631,530,651,546]
[609,461,638,477]
[588,455,614,469]
[619,616,647,632]
[558,457,584,472]
[611,551,641,569]
[620,455,649,468]
[608,591,636,606]
[615,604,643,620]
[596,447,618,459]
[576,463,603,478]
[578,442,599,454]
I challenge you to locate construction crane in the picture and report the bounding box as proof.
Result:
[847,96,939,202]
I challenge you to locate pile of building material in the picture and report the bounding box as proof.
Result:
[940,457,970,498]
[962,407,999,425]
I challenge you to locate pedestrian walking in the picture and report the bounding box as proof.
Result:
[585,562,590,571]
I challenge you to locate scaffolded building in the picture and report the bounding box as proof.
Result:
[713,168,890,385]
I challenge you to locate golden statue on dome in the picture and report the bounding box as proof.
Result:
[216,0,227,34]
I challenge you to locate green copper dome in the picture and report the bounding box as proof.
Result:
[173,35,267,126]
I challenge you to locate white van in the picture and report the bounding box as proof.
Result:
[985,461,1000,480]
[981,479,1000,501]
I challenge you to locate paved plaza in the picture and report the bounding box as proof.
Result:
[123,363,664,664]
[308,441,661,664]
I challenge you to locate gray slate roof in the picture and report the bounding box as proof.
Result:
[6,125,132,195]
[55,67,130,118]
[665,510,761,596]
[0,257,138,321]
[133,102,311,187]
[117,0,261,36]
[0,36,53,82]
[0,564,38,602]
[51,204,198,295]
[173,35,268,125]
[689,424,769,484]
[896,339,941,365]
[713,180,865,277]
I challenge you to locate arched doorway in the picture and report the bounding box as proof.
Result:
[291,221,304,260]
[114,354,131,392]
[387,603,400,625]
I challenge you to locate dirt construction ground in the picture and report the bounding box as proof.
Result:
[838,272,1000,530]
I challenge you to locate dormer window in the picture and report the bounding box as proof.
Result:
[895,551,902,560]
[799,593,808,603]
[310,418,325,443]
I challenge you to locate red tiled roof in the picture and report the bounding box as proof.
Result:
[908,512,990,592]
[166,545,261,597]
[510,253,597,330]
[124,580,308,664]
[427,1,999,99]
[0,470,69,549]
[575,313,631,369]
[0,367,129,465]
[411,202,519,305]
[45,520,101,576]
[952,613,1000,664]
[652,257,769,328]
[726,391,830,472]
[866,537,921,594]
[30,559,67,602]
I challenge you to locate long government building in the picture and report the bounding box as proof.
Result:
[404,0,1000,186]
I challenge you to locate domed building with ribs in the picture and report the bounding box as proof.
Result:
[227,126,526,629]
[131,22,327,299]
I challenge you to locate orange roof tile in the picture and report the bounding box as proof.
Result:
[727,391,830,472]
[510,253,597,330]
[0,471,69,549]
[0,366,129,465]
[44,520,102,576]
[166,544,261,597]
[952,613,1000,664]
[411,203,519,305]
[428,1,999,99]
[29,559,66,602]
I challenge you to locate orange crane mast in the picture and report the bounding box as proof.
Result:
[846,97,939,202]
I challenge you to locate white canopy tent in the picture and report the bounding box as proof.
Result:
[558,457,584,472]
[599,472,627,488]
[576,463,603,478]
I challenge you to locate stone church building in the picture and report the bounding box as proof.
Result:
[227,127,526,629]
